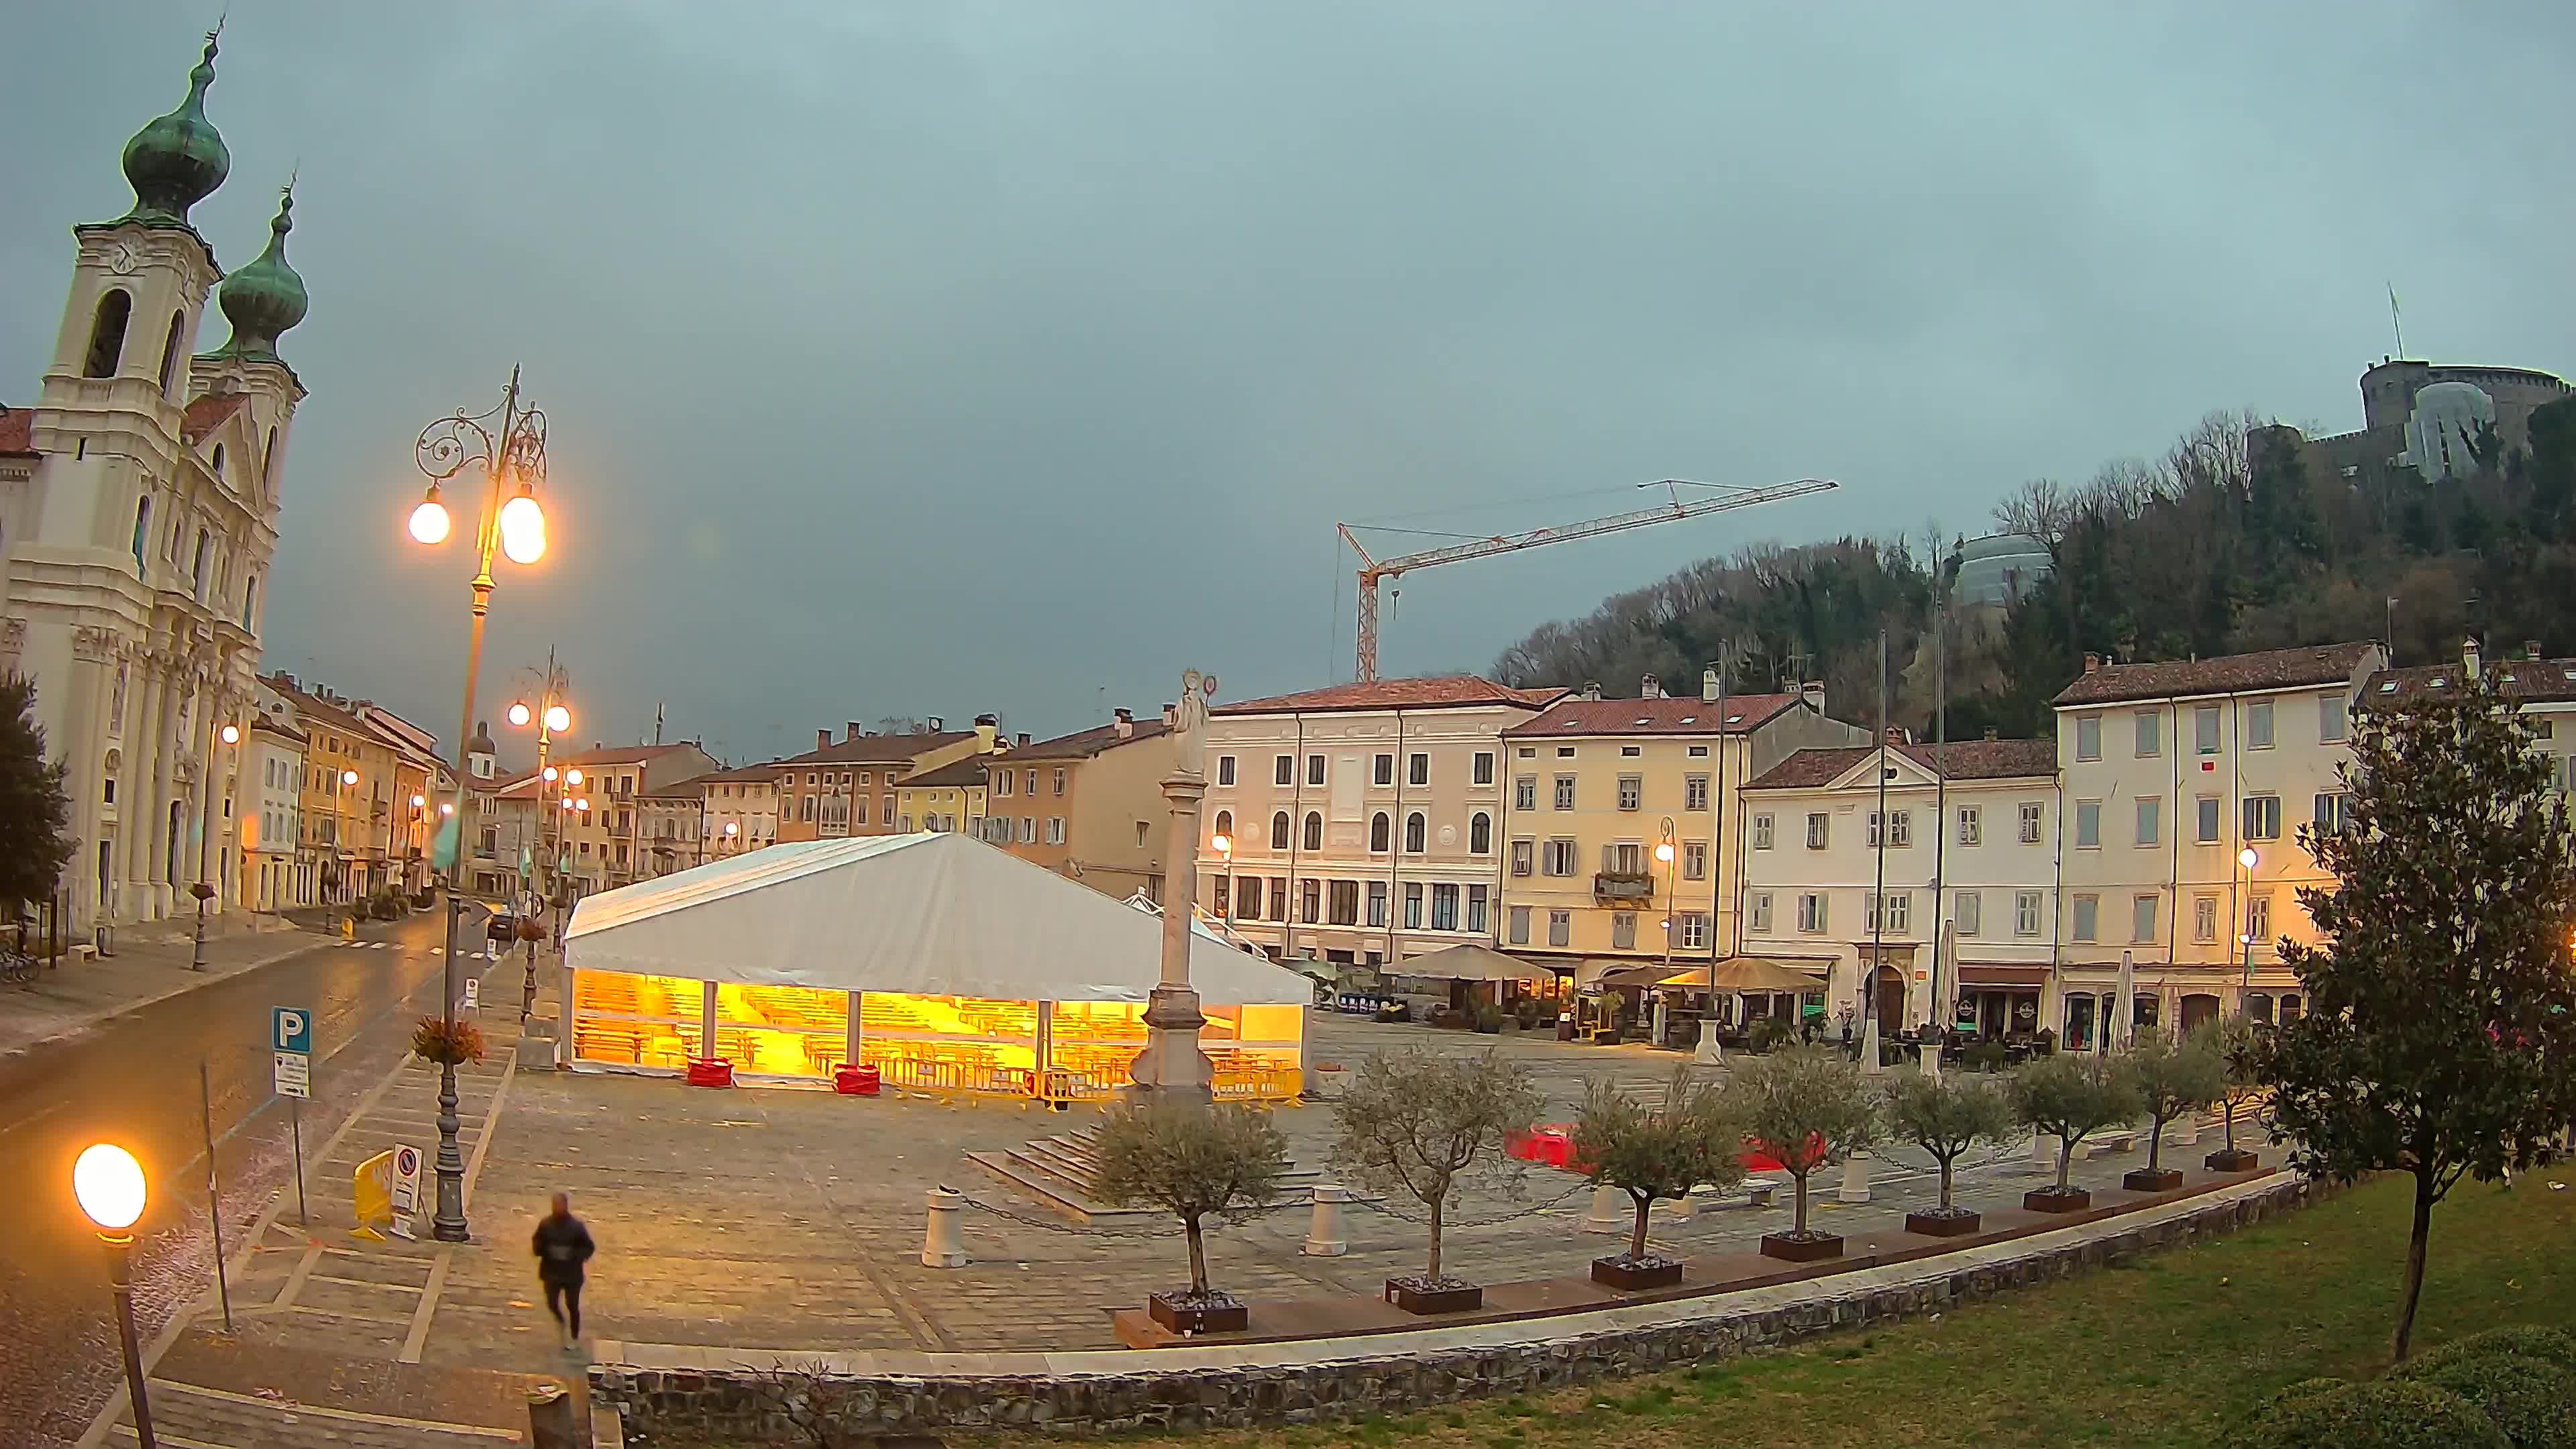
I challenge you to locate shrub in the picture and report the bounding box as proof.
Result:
[1748,1017,1798,1054]
[2404,1328,2576,1377]
[2398,1355,2575,1449]
[2265,1377,2347,1411]
[2246,1379,2510,1449]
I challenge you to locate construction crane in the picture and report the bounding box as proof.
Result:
[1339,476,1840,682]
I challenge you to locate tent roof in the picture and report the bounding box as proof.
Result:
[564,832,1311,1006]
[1594,956,1831,994]
[1387,943,1547,983]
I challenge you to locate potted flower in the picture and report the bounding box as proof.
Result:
[410,1016,486,1067]
[2010,1053,2141,1212]
[1884,1070,2017,1237]
[1332,1048,1539,1313]
[1731,1047,1880,1261]
[1574,1067,1743,1289]
[1093,1102,1287,1335]
[2123,1028,2224,1193]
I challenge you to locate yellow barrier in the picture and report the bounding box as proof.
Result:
[1036,1068,1119,1106]
[1212,1066,1301,1104]
[352,1148,394,1240]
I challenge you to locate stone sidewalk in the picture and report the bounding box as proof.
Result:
[0,910,325,1060]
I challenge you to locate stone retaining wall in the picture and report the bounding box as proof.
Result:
[594,1176,2316,1440]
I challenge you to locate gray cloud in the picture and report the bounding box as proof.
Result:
[7,1,2573,764]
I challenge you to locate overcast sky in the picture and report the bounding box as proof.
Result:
[7,1,2573,765]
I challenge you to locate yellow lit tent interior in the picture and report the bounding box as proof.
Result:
[559,830,1311,1102]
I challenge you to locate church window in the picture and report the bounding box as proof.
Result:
[209,444,225,480]
[157,311,185,394]
[263,427,278,490]
[243,572,258,630]
[192,529,211,600]
[84,289,131,378]
[130,496,152,569]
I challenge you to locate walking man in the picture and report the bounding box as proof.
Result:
[532,1191,594,1350]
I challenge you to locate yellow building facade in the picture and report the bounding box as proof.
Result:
[894,756,987,834]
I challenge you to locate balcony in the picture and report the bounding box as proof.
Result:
[1593,871,1655,902]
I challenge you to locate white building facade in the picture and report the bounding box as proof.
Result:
[0,33,309,936]
[1739,737,2060,1040]
[1196,676,1563,967]
[239,714,305,911]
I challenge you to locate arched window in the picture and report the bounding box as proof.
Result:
[1212,809,1232,845]
[1470,811,1492,854]
[262,426,279,490]
[209,443,225,480]
[1370,812,1390,853]
[1270,811,1290,850]
[191,528,211,599]
[129,495,152,569]
[157,311,185,394]
[1302,811,1322,852]
[1405,812,1426,853]
[241,572,259,630]
[85,289,131,378]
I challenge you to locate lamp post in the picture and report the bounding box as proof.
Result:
[409,370,550,1244]
[336,769,358,904]
[1212,831,1236,938]
[74,1142,154,1449]
[191,722,241,970]
[2237,846,2260,1000]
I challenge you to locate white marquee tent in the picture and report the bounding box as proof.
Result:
[559,831,1311,1093]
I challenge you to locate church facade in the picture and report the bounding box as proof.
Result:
[0,30,311,936]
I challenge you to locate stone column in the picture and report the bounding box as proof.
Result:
[1127,675,1215,1108]
[123,658,166,920]
[59,629,111,931]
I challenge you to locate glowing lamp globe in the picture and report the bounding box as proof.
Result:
[407,496,452,545]
[565,768,583,786]
[341,770,360,787]
[543,704,570,733]
[73,1143,146,1231]
[575,797,590,812]
[410,794,425,809]
[219,724,239,745]
[507,702,532,728]
[1210,833,1232,855]
[440,802,455,816]
[1654,842,1676,863]
[496,492,546,565]
[2239,848,2259,871]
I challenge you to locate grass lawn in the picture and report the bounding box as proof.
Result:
[949,1170,2576,1449]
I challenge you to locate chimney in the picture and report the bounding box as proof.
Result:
[1162,702,1179,729]
[1016,732,1032,747]
[847,721,863,743]
[1983,727,1999,741]
[973,713,998,752]
[2463,635,2481,681]
[1701,667,1720,704]
[817,728,832,751]
[2528,639,2544,661]
[1582,680,1603,702]
[1884,725,1907,745]
[2083,651,2101,674]
[1114,706,1134,739]
[1641,673,1663,699]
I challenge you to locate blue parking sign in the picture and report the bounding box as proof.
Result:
[272,1006,311,1055]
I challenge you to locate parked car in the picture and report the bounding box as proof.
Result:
[486,910,519,945]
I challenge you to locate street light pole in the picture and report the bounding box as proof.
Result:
[191,722,241,970]
[411,369,551,1245]
[74,1143,153,1449]
[2238,846,2259,1004]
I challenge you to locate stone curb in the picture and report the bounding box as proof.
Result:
[592,1173,2318,1438]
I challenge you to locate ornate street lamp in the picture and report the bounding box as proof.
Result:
[74,1143,154,1448]
[191,722,242,971]
[408,369,550,1244]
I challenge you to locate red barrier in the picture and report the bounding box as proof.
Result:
[834,1063,881,1096]
[686,1057,735,1088]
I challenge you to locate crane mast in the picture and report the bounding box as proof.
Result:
[1342,476,1839,682]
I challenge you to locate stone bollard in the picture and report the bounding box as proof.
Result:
[1666,1185,1696,1222]
[2176,1110,2200,1148]
[1302,1183,1352,1256]
[921,1187,969,1268]
[1837,1150,1872,1203]
[2033,1127,2055,1170]
[1584,1184,1627,1234]
[527,1383,579,1449]
[1921,1046,1942,1081]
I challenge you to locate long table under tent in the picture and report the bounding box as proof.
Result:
[560,831,1311,1102]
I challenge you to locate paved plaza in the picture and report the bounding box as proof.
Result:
[99,981,2275,1444]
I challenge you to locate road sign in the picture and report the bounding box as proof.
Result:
[462,976,480,1011]
[272,1051,311,1098]
[388,1144,423,1239]
[272,1006,311,1055]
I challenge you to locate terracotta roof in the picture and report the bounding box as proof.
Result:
[1005,717,1171,760]
[180,392,250,445]
[1503,693,1805,738]
[690,763,785,784]
[772,731,976,766]
[2051,643,2379,707]
[248,716,307,745]
[900,757,990,790]
[1213,676,1566,716]
[0,407,33,457]
[1745,738,2059,791]
[545,742,706,767]
[2365,658,2576,706]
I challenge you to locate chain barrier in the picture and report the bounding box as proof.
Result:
[1347,1177,1591,1229]
[945,1188,1307,1240]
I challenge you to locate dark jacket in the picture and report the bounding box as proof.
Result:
[532,1213,594,1285]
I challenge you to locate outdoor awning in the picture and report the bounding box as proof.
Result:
[1956,963,2051,987]
[1698,955,1832,994]
[1393,943,1548,984]
[1589,962,1678,991]
[565,831,1312,1005]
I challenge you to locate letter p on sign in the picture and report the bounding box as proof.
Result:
[272,1006,311,1055]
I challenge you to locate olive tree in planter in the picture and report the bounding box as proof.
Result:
[1330,1047,1540,1314]
[2009,1053,2141,1212]
[2123,1028,2224,1192]
[1572,1067,1741,1289]
[1882,1071,2017,1237]
[1092,1102,1287,1335]
[2206,1016,2268,1173]
[1729,1047,1880,1262]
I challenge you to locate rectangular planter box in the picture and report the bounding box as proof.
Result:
[2123,1167,2185,1193]
[1904,1210,1981,1238]
[1590,1254,1684,1290]
[2205,1148,2261,1173]
[1147,1292,1248,1336]
[685,1058,734,1088]
[1760,1232,1845,1263]
[2024,1186,2092,1214]
[1384,1278,1483,1315]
